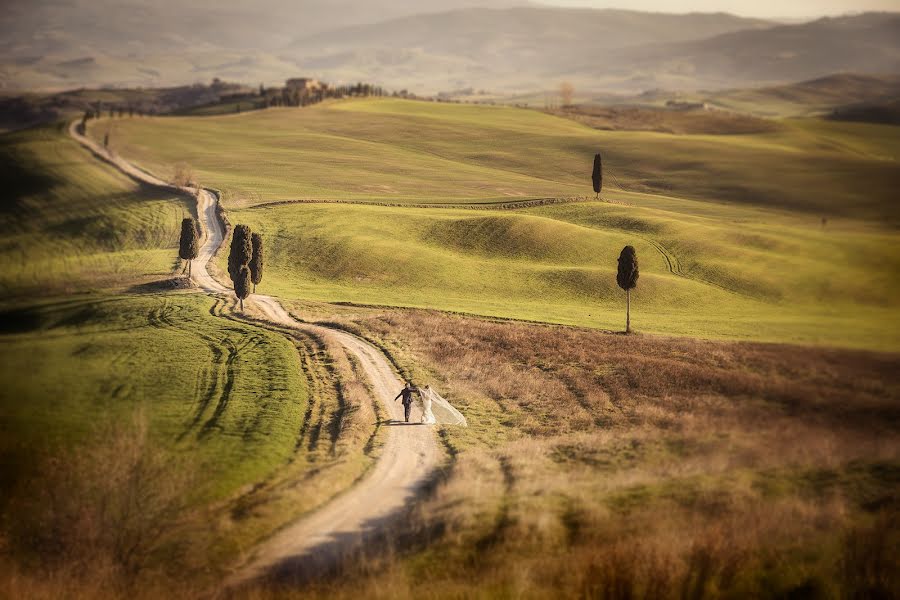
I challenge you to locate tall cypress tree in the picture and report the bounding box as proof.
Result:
[234,266,251,312]
[592,153,603,199]
[228,225,252,282]
[179,218,199,277]
[249,233,264,293]
[617,245,639,333]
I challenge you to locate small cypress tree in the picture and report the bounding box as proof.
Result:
[228,225,252,282]
[592,153,602,199]
[234,265,251,312]
[616,245,639,333]
[249,233,263,293]
[179,218,199,277]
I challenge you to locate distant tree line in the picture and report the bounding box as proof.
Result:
[261,81,388,108]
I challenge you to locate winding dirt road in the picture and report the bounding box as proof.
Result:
[68,121,442,588]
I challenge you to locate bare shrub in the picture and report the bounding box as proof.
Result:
[172,162,195,188]
[3,412,196,591]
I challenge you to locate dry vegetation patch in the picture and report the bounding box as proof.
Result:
[276,303,900,598]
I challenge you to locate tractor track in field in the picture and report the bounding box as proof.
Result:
[146,297,251,440]
[68,120,443,591]
[639,234,754,299]
[562,217,753,300]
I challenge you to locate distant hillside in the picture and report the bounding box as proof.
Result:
[829,99,900,125]
[2,2,899,95]
[702,73,900,117]
[283,10,900,93]
[284,7,773,92]
[616,13,900,89]
[0,0,518,91]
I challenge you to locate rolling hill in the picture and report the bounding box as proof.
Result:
[87,98,900,219]
[7,1,899,94]
[283,7,771,91]
[86,98,900,349]
[0,123,193,296]
[702,73,900,117]
[615,12,900,90]
[0,122,383,581]
[280,10,900,93]
[0,0,518,91]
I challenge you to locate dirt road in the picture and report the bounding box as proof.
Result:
[68,121,442,587]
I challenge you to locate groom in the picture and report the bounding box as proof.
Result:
[394,382,419,423]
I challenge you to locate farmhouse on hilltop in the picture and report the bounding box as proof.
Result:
[286,78,324,92]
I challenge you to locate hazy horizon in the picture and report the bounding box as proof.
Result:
[534,0,900,19]
[2,0,899,93]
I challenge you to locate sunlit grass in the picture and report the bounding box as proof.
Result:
[0,123,193,296]
[89,98,900,220]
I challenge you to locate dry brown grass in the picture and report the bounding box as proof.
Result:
[265,303,900,599]
[0,412,206,599]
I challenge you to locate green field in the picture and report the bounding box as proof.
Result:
[0,294,307,503]
[89,99,899,220]
[0,124,380,579]
[0,123,193,297]
[0,122,312,536]
[88,98,900,350]
[225,199,899,349]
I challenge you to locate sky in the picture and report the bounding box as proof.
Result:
[535,0,900,19]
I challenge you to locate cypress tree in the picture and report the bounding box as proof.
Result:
[234,266,251,312]
[228,225,252,282]
[592,153,602,199]
[249,233,263,293]
[616,245,639,333]
[178,218,199,277]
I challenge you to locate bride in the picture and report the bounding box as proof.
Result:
[410,383,467,427]
[419,385,437,424]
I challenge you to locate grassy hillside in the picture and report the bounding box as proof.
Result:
[0,122,382,582]
[89,98,900,221]
[87,98,900,349]
[227,199,900,350]
[0,123,193,297]
[705,73,900,118]
[0,294,306,502]
[278,304,900,599]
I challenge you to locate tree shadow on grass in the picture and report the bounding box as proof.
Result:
[126,278,194,294]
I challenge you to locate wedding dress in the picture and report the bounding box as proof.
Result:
[418,385,466,426]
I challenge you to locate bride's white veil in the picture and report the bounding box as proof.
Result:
[419,385,467,426]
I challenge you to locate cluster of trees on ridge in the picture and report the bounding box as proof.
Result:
[179,218,264,311]
[228,225,264,311]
